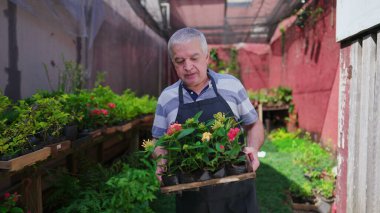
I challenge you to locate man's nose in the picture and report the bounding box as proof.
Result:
[183,60,192,71]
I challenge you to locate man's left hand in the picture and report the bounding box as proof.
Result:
[243,147,260,172]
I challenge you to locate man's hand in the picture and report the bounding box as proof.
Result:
[154,145,167,184]
[244,146,260,172]
[243,120,264,172]
[156,165,164,183]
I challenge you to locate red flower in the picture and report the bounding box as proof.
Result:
[4,192,10,199]
[227,128,240,142]
[167,123,182,135]
[91,109,101,115]
[13,195,18,202]
[107,102,116,109]
[220,145,225,150]
[86,103,91,107]
[100,109,108,116]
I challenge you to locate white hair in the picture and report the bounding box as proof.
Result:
[168,28,208,59]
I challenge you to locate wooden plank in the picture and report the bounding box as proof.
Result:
[337,43,351,212]
[46,140,71,157]
[23,174,43,213]
[374,30,380,213]
[355,34,376,213]
[160,172,256,193]
[0,147,51,171]
[368,30,380,213]
[258,103,263,121]
[102,141,129,163]
[102,134,124,150]
[364,33,377,212]
[102,126,117,135]
[117,122,133,132]
[89,129,102,138]
[346,39,362,213]
[141,114,154,124]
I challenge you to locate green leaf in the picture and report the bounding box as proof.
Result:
[166,147,181,151]
[176,128,195,140]
[215,142,224,152]
[207,148,216,153]
[10,207,24,213]
[193,111,203,122]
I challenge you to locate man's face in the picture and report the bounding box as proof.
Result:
[171,38,209,90]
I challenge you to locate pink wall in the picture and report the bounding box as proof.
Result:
[266,3,339,150]
[210,2,339,151]
[238,44,271,90]
[208,44,270,90]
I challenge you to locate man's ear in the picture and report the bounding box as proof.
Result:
[206,49,210,62]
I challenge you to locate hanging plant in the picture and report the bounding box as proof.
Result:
[295,6,324,29]
[208,48,241,79]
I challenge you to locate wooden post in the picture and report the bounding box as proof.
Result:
[258,103,263,121]
[22,173,43,213]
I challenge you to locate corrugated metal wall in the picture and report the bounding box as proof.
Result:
[0,0,171,99]
[90,0,171,97]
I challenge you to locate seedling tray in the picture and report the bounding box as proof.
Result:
[161,172,256,193]
[0,147,51,171]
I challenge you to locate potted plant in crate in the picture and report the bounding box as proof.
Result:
[155,111,248,186]
[204,112,245,177]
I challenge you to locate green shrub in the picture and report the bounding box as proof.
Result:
[47,156,159,213]
[247,86,294,112]
[267,128,336,199]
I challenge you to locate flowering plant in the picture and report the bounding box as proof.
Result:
[155,111,246,176]
[0,192,23,213]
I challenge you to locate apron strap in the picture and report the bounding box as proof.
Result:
[178,72,220,104]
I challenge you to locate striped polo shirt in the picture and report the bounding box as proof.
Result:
[152,70,258,138]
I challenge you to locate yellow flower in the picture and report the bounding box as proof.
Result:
[198,122,207,131]
[185,118,195,125]
[142,139,155,151]
[201,132,212,142]
[212,120,224,130]
[214,112,226,122]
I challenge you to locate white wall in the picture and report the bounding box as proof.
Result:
[337,0,380,41]
[0,2,77,99]
[16,4,77,98]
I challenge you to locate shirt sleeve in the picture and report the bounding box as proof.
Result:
[152,96,168,138]
[236,81,258,125]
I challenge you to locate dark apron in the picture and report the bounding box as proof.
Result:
[175,74,259,213]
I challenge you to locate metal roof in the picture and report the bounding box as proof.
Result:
[162,0,304,44]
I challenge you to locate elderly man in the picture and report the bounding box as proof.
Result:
[152,27,264,213]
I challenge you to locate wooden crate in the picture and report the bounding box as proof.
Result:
[47,140,71,157]
[161,172,256,193]
[89,129,102,138]
[116,122,133,132]
[0,147,51,171]
[141,114,154,124]
[102,126,117,135]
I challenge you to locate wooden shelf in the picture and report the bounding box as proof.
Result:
[0,147,51,171]
[161,172,256,194]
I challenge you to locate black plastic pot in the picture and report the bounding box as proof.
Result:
[213,166,226,178]
[196,169,212,181]
[162,174,179,186]
[64,125,78,141]
[179,173,195,184]
[226,164,247,176]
